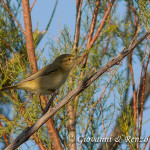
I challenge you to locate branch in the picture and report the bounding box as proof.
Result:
[139,50,150,137]
[22,0,38,73]
[73,0,83,51]
[45,119,63,150]
[5,31,150,150]
[81,0,114,71]
[22,1,60,148]
[30,0,37,11]
[0,121,9,146]
[40,95,63,150]
[89,0,115,48]
[86,0,100,48]
[32,135,46,150]
[29,1,62,146]
[1,38,15,55]
[1,0,25,34]
[68,1,83,149]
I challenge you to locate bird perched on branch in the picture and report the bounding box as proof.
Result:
[0,54,78,95]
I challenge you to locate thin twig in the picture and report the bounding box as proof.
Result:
[89,0,115,48]
[136,38,148,146]
[127,19,141,141]
[100,98,109,150]
[30,0,37,11]
[0,122,9,146]
[143,135,150,150]
[139,49,150,138]
[80,0,114,73]
[128,62,137,122]
[86,0,100,48]
[22,0,38,73]
[1,38,15,55]
[32,134,47,150]
[73,0,83,51]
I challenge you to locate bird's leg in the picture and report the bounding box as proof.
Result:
[53,89,59,95]
[42,89,59,115]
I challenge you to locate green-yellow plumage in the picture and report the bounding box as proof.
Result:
[0,54,77,95]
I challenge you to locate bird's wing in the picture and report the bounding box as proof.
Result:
[19,63,60,83]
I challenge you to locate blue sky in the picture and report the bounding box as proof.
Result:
[31,0,76,55]
[31,0,76,35]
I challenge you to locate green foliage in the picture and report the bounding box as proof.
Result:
[138,0,150,28]
[119,105,135,136]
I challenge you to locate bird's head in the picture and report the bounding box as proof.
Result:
[53,54,78,71]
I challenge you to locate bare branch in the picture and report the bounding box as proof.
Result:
[89,0,115,48]
[73,0,83,51]
[81,0,114,72]
[86,0,100,48]
[5,31,150,150]
[32,134,46,150]
[139,50,150,137]
[1,37,15,55]
[22,0,38,73]
[30,0,37,11]
[0,121,9,146]
[68,1,83,149]
[45,119,63,150]
[143,135,150,150]
[136,38,148,147]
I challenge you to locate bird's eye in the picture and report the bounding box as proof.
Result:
[68,58,71,61]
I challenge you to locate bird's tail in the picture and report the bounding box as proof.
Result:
[0,85,18,91]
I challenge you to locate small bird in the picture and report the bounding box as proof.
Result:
[0,54,77,95]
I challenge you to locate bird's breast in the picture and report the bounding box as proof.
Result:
[17,70,69,95]
[35,70,69,90]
